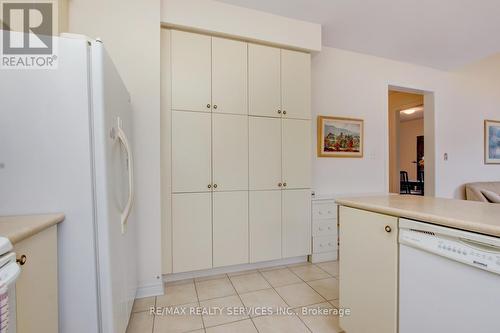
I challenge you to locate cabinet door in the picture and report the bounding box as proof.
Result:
[339,206,398,333]
[171,30,211,112]
[282,189,311,258]
[281,50,311,120]
[249,117,281,190]
[213,191,248,267]
[249,191,282,262]
[172,111,212,193]
[15,226,58,333]
[172,193,212,273]
[212,114,248,191]
[282,119,311,189]
[212,37,247,115]
[248,44,281,118]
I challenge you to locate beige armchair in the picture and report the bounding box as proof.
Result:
[465,182,500,203]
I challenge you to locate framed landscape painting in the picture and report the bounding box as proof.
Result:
[485,120,500,164]
[317,116,364,158]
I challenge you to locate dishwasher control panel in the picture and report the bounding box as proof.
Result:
[400,223,500,275]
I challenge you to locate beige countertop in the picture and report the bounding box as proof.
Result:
[336,195,500,237]
[0,213,64,244]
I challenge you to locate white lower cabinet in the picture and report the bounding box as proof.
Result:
[282,189,311,258]
[172,193,212,273]
[249,190,282,263]
[310,199,338,263]
[213,191,248,267]
[339,206,398,333]
[15,226,58,333]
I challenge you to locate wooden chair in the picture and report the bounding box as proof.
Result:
[400,171,410,194]
[416,171,425,196]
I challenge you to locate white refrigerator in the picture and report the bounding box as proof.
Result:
[0,34,137,333]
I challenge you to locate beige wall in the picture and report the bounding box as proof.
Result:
[313,47,500,199]
[68,0,163,297]
[399,118,424,180]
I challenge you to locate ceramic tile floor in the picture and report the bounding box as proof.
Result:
[127,261,343,333]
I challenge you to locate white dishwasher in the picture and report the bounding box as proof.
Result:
[0,237,21,333]
[399,219,500,333]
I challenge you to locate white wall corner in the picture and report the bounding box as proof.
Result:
[161,0,322,52]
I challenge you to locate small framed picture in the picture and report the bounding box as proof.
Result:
[317,116,364,158]
[485,120,500,164]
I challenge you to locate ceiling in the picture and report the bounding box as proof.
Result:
[399,108,424,122]
[216,0,500,70]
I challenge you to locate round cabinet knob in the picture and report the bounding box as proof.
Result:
[385,225,392,233]
[283,110,287,115]
[17,255,27,266]
[319,227,323,231]
[283,183,287,187]
[213,184,218,189]
[213,105,218,110]
[319,211,323,215]
[277,110,282,114]
[207,184,212,189]
[206,104,211,109]
[328,226,331,230]
[328,211,332,214]
[278,182,282,187]
[320,244,323,247]
[328,242,332,246]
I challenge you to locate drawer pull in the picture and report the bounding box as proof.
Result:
[328,211,332,214]
[385,225,392,233]
[319,227,323,231]
[17,255,27,266]
[318,211,323,215]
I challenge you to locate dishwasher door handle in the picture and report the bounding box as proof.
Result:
[459,238,500,254]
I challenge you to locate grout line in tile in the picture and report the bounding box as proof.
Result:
[313,262,336,277]
[295,312,313,333]
[284,266,329,304]
[149,295,158,333]
[192,281,206,330]
[227,273,260,333]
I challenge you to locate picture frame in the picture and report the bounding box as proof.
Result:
[485,119,500,164]
[317,116,364,158]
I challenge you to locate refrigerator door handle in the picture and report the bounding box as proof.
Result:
[113,117,134,234]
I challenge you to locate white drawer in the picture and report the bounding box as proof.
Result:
[312,202,337,220]
[312,220,337,237]
[313,235,338,254]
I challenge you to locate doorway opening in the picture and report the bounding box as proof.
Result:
[388,87,435,196]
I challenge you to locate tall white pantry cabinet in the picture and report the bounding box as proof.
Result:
[165,29,312,274]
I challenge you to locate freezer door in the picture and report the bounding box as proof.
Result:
[0,35,100,333]
[90,41,137,333]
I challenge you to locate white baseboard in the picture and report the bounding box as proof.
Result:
[164,256,308,283]
[135,281,165,299]
[309,252,338,263]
